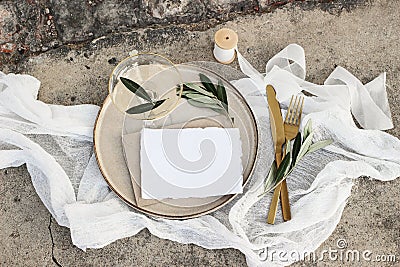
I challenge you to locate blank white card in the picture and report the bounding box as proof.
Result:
[140,128,243,199]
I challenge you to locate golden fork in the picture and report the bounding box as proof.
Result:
[267,95,304,224]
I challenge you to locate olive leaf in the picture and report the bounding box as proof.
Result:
[216,79,228,112]
[120,77,152,103]
[259,139,294,197]
[184,91,227,112]
[258,160,277,197]
[199,73,218,96]
[260,119,335,197]
[303,119,312,141]
[179,74,230,117]
[187,99,224,110]
[307,139,333,153]
[177,84,190,93]
[152,99,166,109]
[291,132,302,168]
[265,160,277,192]
[184,83,215,98]
[125,103,155,114]
[217,80,227,105]
[296,131,314,163]
[217,80,228,103]
[185,94,219,105]
[286,139,291,155]
[274,153,291,185]
[125,99,166,114]
[181,91,197,99]
[181,86,210,99]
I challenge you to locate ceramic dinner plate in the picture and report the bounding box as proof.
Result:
[94,63,258,219]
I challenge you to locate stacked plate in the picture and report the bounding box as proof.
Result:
[94,63,259,219]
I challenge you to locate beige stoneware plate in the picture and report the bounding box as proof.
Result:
[94,63,258,219]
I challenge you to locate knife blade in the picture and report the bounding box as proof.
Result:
[266,85,285,163]
[266,85,287,224]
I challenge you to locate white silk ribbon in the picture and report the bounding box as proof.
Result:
[236,43,393,130]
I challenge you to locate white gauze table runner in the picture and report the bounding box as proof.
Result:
[1,44,399,266]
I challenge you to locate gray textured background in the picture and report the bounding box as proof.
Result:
[0,0,399,266]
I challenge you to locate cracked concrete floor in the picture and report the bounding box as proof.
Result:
[1,0,400,266]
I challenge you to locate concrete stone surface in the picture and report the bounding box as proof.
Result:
[1,0,400,266]
[0,0,365,68]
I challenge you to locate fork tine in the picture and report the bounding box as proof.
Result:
[299,96,304,124]
[292,96,300,125]
[288,96,299,124]
[285,96,294,123]
[292,96,299,125]
[294,96,304,126]
[288,96,297,124]
[285,95,305,126]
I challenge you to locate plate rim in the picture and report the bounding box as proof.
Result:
[93,65,259,219]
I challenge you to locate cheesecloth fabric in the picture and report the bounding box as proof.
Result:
[1,44,399,266]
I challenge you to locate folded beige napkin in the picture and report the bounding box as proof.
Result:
[122,117,230,208]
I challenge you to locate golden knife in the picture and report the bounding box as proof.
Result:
[266,85,290,224]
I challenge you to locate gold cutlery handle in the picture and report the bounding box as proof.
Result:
[267,150,291,224]
[267,151,282,224]
[267,183,282,224]
[280,180,291,221]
